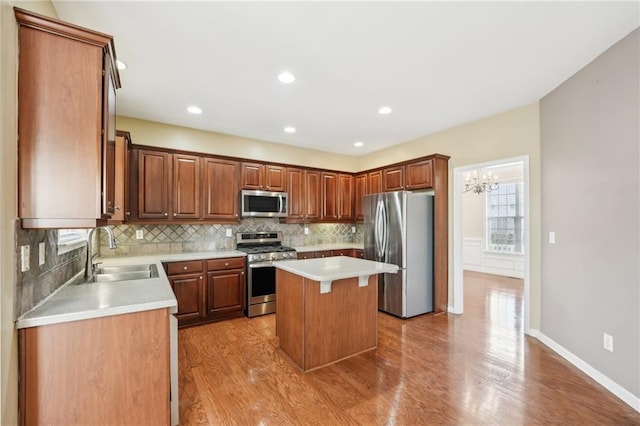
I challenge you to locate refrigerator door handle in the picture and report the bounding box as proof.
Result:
[380,200,388,259]
[374,200,384,260]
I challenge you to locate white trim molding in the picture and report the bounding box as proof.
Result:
[463,237,524,278]
[537,332,640,412]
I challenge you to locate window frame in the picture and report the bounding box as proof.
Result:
[57,229,88,255]
[485,179,525,255]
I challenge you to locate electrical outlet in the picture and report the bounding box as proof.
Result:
[226,228,232,238]
[39,242,45,266]
[603,333,613,352]
[549,231,556,244]
[351,226,356,234]
[136,229,144,240]
[20,245,30,272]
[304,227,309,235]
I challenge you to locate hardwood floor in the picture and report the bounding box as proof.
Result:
[178,271,640,425]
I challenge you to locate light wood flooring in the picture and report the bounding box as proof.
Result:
[178,271,640,424]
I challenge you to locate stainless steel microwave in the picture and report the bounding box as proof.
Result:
[240,190,288,218]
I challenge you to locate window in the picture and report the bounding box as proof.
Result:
[486,182,524,254]
[57,229,88,254]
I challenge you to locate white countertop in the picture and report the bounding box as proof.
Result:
[16,250,246,329]
[293,242,364,253]
[274,256,398,289]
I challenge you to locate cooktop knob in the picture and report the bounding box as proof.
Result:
[260,254,267,260]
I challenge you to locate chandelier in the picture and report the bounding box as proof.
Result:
[463,169,499,194]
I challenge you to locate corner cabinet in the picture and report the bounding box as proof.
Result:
[15,8,121,228]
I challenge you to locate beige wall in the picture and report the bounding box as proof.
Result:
[117,116,359,172]
[358,103,542,329]
[462,191,485,239]
[0,2,58,424]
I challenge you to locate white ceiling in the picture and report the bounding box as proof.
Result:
[52,1,639,156]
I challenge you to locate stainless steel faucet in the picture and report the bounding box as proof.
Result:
[85,226,117,278]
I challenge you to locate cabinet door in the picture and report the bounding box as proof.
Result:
[110,132,128,222]
[172,154,201,219]
[297,252,315,260]
[207,269,245,314]
[355,173,367,222]
[338,174,354,221]
[170,274,206,323]
[102,56,117,217]
[286,167,305,222]
[138,150,171,219]
[241,162,263,190]
[382,166,404,192]
[353,249,364,259]
[405,159,433,190]
[331,249,350,257]
[203,158,239,221]
[368,171,383,194]
[315,250,333,258]
[265,165,287,191]
[305,170,321,222]
[321,172,338,221]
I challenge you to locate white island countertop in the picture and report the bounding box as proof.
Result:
[16,250,246,329]
[274,256,398,294]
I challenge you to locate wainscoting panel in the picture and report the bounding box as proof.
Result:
[463,237,524,278]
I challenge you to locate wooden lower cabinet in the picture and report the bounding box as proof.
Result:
[165,257,246,327]
[19,309,170,425]
[297,249,361,259]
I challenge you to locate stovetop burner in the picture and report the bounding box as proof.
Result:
[236,231,297,263]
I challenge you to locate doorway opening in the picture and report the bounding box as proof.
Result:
[452,156,531,334]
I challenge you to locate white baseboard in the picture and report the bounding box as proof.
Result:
[525,328,540,338]
[536,332,640,412]
[447,305,462,315]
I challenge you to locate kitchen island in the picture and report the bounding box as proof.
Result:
[274,256,398,372]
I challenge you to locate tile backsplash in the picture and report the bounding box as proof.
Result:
[99,219,364,257]
[15,223,86,317]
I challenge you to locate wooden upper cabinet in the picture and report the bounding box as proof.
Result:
[286,168,305,222]
[265,165,287,191]
[338,174,354,221]
[368,170,383,194]
[405,159,433,190]
[382,165,405,192]
[241,162,286,191]
[202,158,239,222]
[355,173,367,222]
[138,150,171,219]
[305,170,321,222]
[15,8,121,228]
[172,154,201,219]
[321,172,338,221]
[109,131,130,223]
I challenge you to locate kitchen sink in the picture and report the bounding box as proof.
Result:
[85,264,159,283]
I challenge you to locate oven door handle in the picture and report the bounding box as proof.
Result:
[249,262,274,268]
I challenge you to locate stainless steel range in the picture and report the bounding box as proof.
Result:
[236,232,296,317]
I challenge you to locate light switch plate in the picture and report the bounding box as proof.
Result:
[136,229,144,240]
[20,245,30,272]
[226,228,232,238]
[351,226,356,234]
[39,242,45,266]
[549,231,556,244]
[304,227,309,235]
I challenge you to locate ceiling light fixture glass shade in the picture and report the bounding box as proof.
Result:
[463,169,499,194]
[187,106,202,114]
[378,106,392,114]
[278,72,295,84]
[284,126,296,133]
[354,141,364,147]
[116,59,127,70]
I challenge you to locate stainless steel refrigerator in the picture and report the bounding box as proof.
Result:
[364,191,434,317]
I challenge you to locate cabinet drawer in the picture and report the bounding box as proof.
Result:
[207,257,245,271]
[166,261,204,275]
[331,249,351,257]
[315,250,333,258]
[297,252,315,260]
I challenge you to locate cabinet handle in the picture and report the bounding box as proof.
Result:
[126,211,130,216]
[183,266,188,270]
[241,271,244,275]
[173,213,177,217]
[114,205,121,211]
[225,262,229,266]
[164,212,168,217]
[200,276,203,280]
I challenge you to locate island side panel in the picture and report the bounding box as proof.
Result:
[276,269,304,368]
[304,275,377,371]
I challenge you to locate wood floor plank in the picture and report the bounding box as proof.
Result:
[177,271,640,425]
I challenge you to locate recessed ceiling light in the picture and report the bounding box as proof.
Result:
[354,141,364,147]
[278,72,295,84]
[284,126,296,134]
[187,106,202,114]
[378,106,392,115]
[116,59,127,70]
